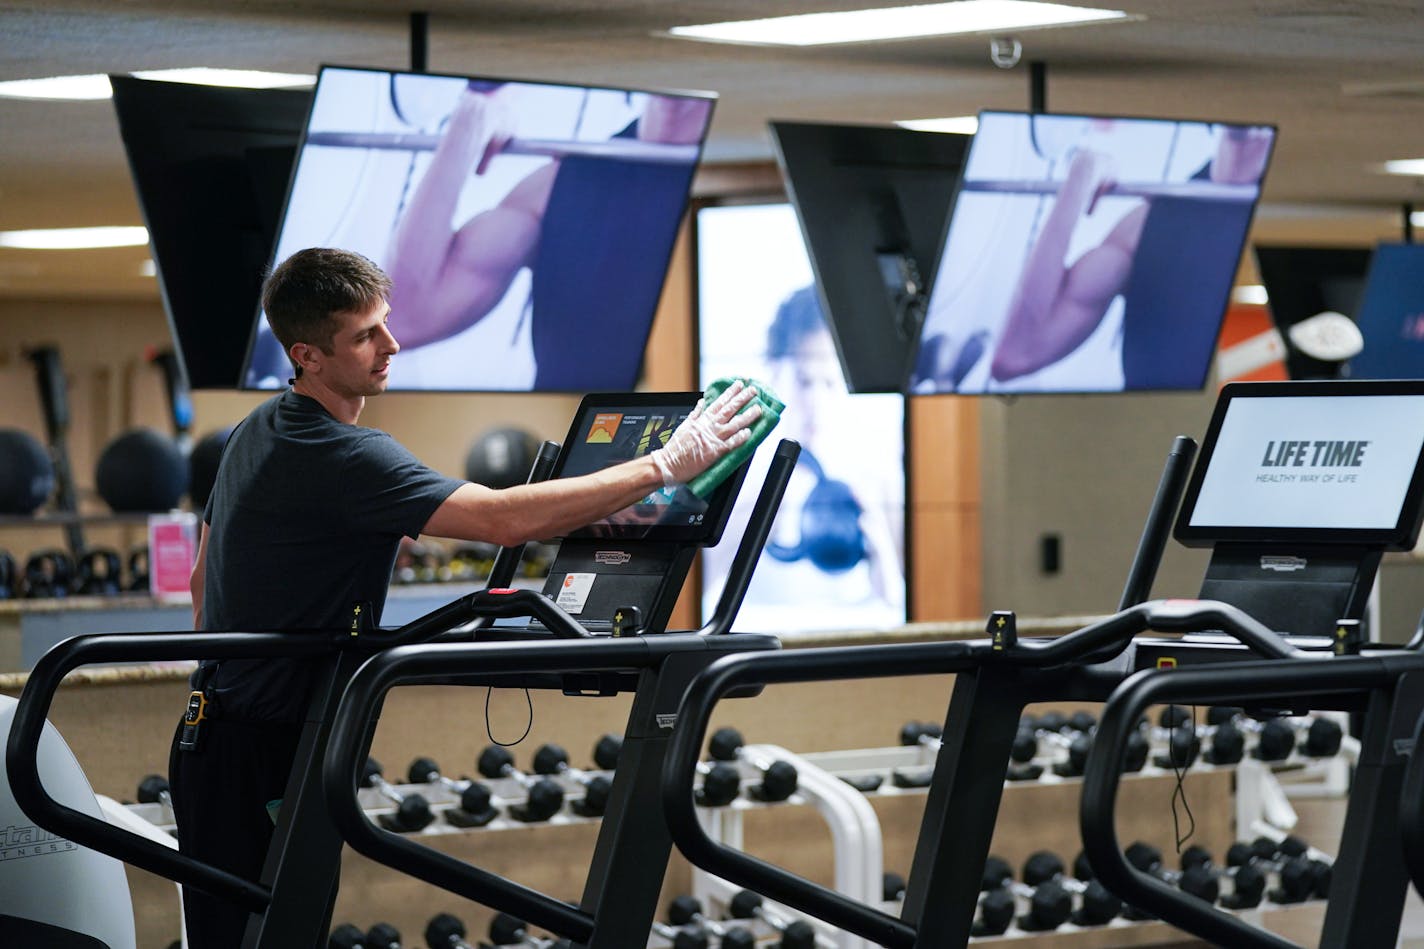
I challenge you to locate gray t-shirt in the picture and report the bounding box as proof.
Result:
[199,390,464,721]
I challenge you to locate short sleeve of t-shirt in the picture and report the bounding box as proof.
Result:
[340,430,465,539]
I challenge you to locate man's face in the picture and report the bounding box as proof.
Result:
[317,299,399,397]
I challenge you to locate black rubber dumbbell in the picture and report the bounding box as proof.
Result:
[1303,717,1344,757]
[137,773,173,811]
[667,895,757,949]
[425,913,474,949]
[1021,850,1122,927]
[882,871,907,903]
[1180,844,1267,909]
[890,722,941,788]
[530,735,620,817]
[707,728,799,802]
[1151,706,1202,769]
[478,745,565,822]
[485,912,573,948]
[974,852,1076,933]
[973,887,1017,937]
[329,923,368,949]
[649,918,709,949]
[360,757,433,832]
[695,760,743,807]
[1129,841,1260,909]
[727,890,818,949]
[405,756,499,828]
[1226,837,1332,903]
[365,922,403,949]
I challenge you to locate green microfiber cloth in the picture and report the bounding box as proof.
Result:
[688,376,784,498]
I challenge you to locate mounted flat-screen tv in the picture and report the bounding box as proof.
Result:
[242,64,714,392]
[696,201,907,635]
[911,110,1276,394]
[769,121,969,393]
[111,76,308,388]
[1254,244,1372,379]
[1345,243,1424,380]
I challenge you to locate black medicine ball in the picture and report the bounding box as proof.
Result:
[0,428,55,514]
[465,427,539,489]
[188,426,235,510]
[96,428,188,512]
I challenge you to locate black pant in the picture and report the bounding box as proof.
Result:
[168,717,303,949]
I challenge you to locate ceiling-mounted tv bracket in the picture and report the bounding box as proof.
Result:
[411,11,428,73]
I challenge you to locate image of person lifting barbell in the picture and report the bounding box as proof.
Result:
[247,68,712,391]
[914,113,1275,394]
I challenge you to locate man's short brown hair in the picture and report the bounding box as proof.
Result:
[261,248,392,376]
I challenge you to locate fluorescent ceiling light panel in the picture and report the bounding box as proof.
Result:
[1384,159,1424,176]
[0,68,313,101]
[897,115,980,134]
[139,259,158,277]
[668,1,1130,46]
[0,74,112,100]
[1413,211,1424,228]
[0,226,150,250]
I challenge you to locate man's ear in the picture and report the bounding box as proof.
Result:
[290,341,320,376]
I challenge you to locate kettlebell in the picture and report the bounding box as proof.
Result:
[127,546,150,594]
[76,547,123,596]
[24,549,75,598]
[0,549,15,599]
[766,450,866,574]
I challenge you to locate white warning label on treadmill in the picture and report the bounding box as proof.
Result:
[555,573,596,615]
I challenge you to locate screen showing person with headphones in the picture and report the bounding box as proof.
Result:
[696,202,907,634]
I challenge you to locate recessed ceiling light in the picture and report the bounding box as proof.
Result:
[0,68,313,101]
[0,226,149,250]
[667,1,1132,46]
[1384,159,1424,176]
[139,259,158,277]
[896,115,980,134]
[1413,211,1424,228]
[1231,285,1269,305]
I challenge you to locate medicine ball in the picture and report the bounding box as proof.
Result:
[0,428,55,514]
[766,450,866,574]
[188,426,234,511]
[465,427,539,490]
[95,428,188,513]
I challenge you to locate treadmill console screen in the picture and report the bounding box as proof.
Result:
[551,392,748,544]
[1175,380,1424,549]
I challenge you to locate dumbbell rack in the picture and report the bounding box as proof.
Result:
[686,739,1340,948]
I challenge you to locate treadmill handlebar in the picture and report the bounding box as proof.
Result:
[1080,655,1413,949]
[999,598,1311,666]
[484,440,561,592]
[699,438,800,636]
[5,630,337,913]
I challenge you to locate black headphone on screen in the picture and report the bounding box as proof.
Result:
[765,449,867,575]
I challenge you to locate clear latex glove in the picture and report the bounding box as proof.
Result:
[650,380,761,486]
